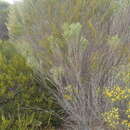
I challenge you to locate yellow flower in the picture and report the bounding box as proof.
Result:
[102,107,120,128]
[122,120,128,125]
[104,86,128,102]
[128,123,130,127]
[126,108,130,113]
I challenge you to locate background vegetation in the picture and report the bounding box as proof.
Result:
[0,0,130,129]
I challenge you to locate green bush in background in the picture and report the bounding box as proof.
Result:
[0,40,63,129]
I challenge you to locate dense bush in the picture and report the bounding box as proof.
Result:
[0,40,63,129]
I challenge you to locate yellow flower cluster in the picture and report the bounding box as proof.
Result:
[103,86,130,129]
[102,107,120,128]
[126,106,130,114]
[104,86,128,102]
[126,102,130,118]
[121,102,130,129]
[122,120,130,128]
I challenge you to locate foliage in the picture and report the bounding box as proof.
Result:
[0,40,63,129]
[0,1,9,23]
[0,1,9,40]
[8,0,130,129]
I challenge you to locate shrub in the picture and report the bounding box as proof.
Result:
[0,40,63,129]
